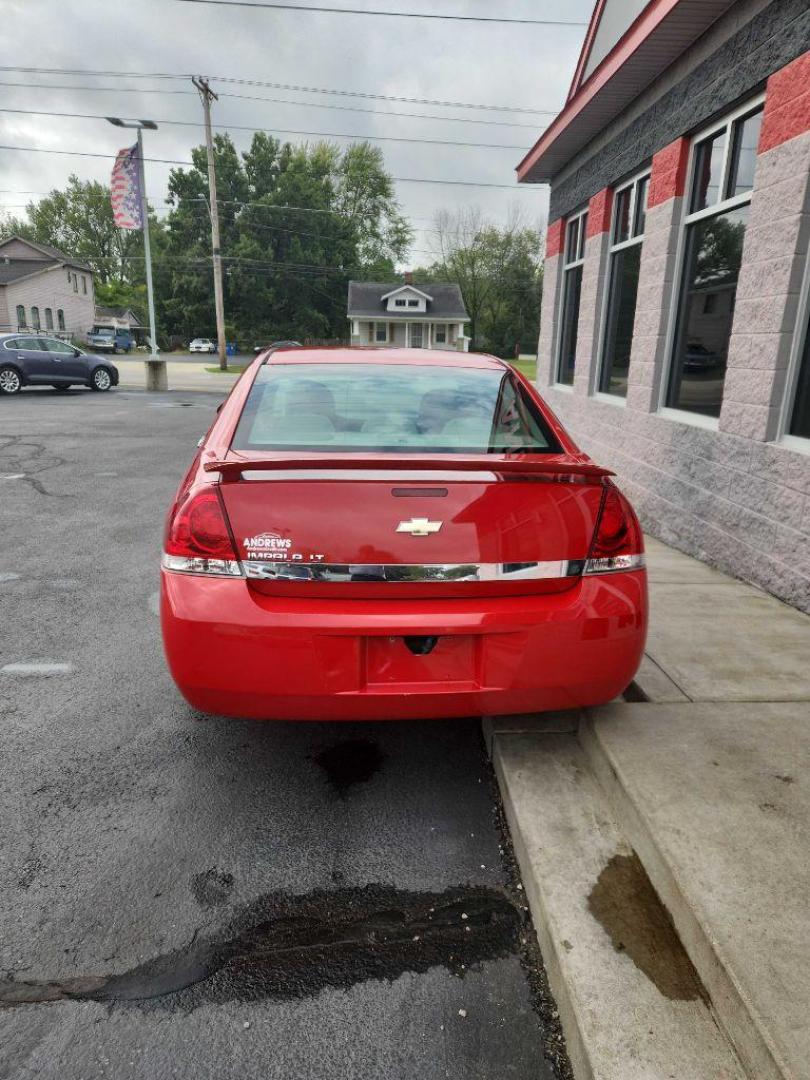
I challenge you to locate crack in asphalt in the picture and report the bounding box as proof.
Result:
[0,885,521,1010]
[0,436,72,498]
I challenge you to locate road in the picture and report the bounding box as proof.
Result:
[0,387,569,1080]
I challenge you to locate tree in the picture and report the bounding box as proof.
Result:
[3,136,412,347]
[413,207,543,357]
[3,176,149,285]
[161,133,412,344]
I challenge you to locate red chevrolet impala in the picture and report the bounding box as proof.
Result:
[161,348,647,720]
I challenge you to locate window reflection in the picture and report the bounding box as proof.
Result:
[691,130,725,212]
[668,206,749,417]
[600,245,642,398]
[727,110,763,199]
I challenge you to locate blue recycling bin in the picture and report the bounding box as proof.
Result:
[226,341,237,357]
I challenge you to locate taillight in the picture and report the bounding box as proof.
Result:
[584,484,645,575]
[162,488,243,577]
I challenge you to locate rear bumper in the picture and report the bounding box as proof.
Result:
[160,571,647,721]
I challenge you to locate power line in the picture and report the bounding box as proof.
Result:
[0,80,547,127]
[205,74,555,115]
[0,107,532,151]
[0,144,540,190]
[174,0,588,26]
[0,66,556,115]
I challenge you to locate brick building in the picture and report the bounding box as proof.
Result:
[519,0,810,611]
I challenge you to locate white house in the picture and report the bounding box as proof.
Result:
[0,236,96,339]
[347,278,469,351]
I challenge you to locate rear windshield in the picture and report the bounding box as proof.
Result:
[231,363,560,454]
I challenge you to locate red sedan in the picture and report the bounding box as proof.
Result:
[161,348,647,721]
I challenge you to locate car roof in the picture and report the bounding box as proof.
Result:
[264,346,506,370]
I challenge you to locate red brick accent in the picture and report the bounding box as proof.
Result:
[648,137,690,208]
[759,50,810,154]
[546,218,565,258]
[586,187,613,238]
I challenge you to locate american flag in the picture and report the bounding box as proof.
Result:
[110,144,143,230]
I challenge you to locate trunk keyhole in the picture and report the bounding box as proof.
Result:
[403,636,439,656]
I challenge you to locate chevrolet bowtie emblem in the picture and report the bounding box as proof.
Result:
[396,517,443,537]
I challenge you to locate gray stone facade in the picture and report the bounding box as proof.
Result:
[550,0,810,221]
[535,24,810,611]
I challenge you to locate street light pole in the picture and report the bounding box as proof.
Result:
[136,126,159,362]
[192,76,228,371]
[107,116,166,390]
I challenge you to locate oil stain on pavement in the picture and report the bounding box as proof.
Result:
[0,884,520,1009]
[312,738,385,797]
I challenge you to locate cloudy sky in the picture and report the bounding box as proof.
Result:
[1,0,592,263]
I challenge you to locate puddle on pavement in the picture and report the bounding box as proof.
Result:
[0,884,520,1010]
[312,738,385,797]
[587,852,707,1002]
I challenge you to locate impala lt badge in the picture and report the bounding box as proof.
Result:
[396,518,443,537]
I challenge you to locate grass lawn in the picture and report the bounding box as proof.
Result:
[509,357,538,380]
[204,363,250,374]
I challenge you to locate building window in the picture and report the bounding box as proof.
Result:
[375,322,388,343]
[16,305,25,329]
[598,172,649,397]
[31,306,41,330]
[73,273,78,293]
[45,308,53,329]
[82,276,87,295]
[57,309,65,330]
[666,101,764,418]
[394,298,406,307]
[67,271,71,284]
[556,208,588,385]
[788,318,810,440]
[435,325,447,344]
[407,299,419,308]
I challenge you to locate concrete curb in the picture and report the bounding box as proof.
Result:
[488,722,746,1080]
[579,710,790,1080]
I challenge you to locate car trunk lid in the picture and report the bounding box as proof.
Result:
[214,454,609,598]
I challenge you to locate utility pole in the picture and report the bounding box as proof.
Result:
[192,76,228,371]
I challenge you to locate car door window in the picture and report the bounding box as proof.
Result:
[44,339,77,355]
[3,338,21,351]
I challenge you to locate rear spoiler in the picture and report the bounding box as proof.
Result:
[204,457,614,479]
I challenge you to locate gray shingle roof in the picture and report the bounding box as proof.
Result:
[0,260,54,284]
[347,281,468,319]
[0,236,94,272]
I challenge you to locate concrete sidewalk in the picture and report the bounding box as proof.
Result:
[114,358,241,393]
[489,537,810,1079]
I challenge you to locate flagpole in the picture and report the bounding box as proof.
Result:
[136,126,159,362]
[107,116,166,390]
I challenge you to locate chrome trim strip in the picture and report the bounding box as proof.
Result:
[240,469,500,482]
[243,559,586,582]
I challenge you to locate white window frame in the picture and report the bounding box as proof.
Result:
[593,167,650,404]
[435,324,447,344]
[777,245,810,453]
[658,93,766,428]
[374,321,388,343]
[554,205,589,389]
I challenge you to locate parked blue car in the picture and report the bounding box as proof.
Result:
[0,333,119,395]
[86,326,133,354]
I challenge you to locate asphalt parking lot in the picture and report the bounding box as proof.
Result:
[0,388,569,1080]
